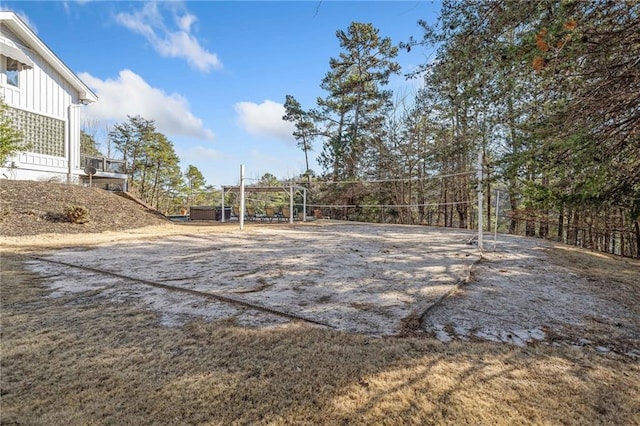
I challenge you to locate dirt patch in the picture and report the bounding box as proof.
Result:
[3,219,637,352]
[13,223,479,336]
[0,179,170,236]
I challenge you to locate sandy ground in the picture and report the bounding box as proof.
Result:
[12,222,478,336]
[423,235,639,357]
[3,221,639,357]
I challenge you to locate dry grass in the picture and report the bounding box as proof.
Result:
[2,181,639,423]
[2,254,639,425]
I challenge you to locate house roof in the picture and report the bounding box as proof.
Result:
[0,11,98,103]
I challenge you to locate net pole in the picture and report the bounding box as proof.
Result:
[221,187,225,223]
[477,151,484,250]
[494,189,500,251]
[239,164,245,231]
[289,185,294,224]
[302,188,307,222]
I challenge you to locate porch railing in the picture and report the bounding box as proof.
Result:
[80,154,125,174]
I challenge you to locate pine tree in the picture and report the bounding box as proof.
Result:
[283,95,316,186]
[317,22,400,180]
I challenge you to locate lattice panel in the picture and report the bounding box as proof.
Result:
[7,107,65,157]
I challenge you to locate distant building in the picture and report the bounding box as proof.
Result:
[1,11,126,189]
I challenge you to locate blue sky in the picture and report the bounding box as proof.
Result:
[3,1,440,186]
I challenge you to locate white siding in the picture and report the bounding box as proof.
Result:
[1,47,75,119]
[2,32,80,181]
[1,18,89,184]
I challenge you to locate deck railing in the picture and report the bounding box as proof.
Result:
[80,154,125,174]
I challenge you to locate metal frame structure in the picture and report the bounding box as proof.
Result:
[221,166,307,230]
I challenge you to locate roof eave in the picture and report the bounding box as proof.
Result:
[0,11,98,103]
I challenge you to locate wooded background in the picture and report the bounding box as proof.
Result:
[75,1,638,258]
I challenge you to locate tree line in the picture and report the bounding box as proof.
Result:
[55,1,640,257]
[282,1,639,257]
[82,115,215,214]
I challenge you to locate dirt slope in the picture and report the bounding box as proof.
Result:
[0,180,169,237]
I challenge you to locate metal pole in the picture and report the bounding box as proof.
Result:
[289,185,294,224]
[477,150,484,250]
[239,165,245,231]
[221,187,225,223]
[302,188,307,222]
[494,190,500,252]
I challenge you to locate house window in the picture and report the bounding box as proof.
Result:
[5,58,20,87]
[6,107,65,157]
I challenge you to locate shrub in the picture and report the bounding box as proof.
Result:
[0,97,27,164]
[64,205,90,224]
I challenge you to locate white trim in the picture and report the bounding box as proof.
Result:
[0,11,97,103]
[6,103,65,124]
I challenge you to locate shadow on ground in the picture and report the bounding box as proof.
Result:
[2,253,639,425]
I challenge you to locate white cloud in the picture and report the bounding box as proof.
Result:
[114,2,221,72]
[179,145,226,163]
[234,100,295,141]
[79,69,215,141]
[176,13,196,32]
[61,0,94,16]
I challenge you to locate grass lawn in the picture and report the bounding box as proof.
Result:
[2,252,638,425]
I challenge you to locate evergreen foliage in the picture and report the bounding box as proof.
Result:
[0,97,27,165]
[80,131,102,156]
[108,115,187,214]
[94,6,638,257]
[316,22,400,180]
[283,94,316,186]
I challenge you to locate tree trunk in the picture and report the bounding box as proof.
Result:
[558,204,564,242]
[572,210,580,246]
[634,220,640,258]
[525,217,536,237]
[457,207,467,229]
[303,137,311,187]
[508,189,518,234]
[567,208,574,245]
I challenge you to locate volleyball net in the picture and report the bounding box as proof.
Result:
[227,163,485,249]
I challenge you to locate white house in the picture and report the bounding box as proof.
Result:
[1,11,126,189]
